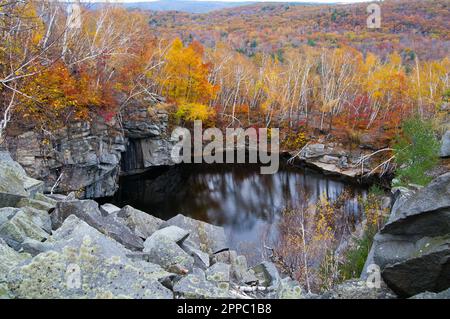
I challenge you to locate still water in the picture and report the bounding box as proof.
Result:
[108,163,367,263]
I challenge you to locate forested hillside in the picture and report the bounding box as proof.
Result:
[148,0,449,60]
[118,0,254,14]
[1,0,449,167]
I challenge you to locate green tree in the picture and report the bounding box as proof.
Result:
[393,116,440,186]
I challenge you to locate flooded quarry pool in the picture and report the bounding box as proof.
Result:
[106,163,368,264]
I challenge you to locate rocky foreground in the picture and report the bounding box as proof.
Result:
[1,151,304,299]
[1,150,449,299]
[363,172,450,298]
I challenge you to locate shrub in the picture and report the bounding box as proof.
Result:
[368,184,385,197]
[318,250,341,291]
[270,191,356,293]
[281,130,308,151]
[338,191,388,281]
[443,89,450,102]
[393,116,440,186]
[307,39,316,47]
[174,103,216,124]
[338,227,376,281]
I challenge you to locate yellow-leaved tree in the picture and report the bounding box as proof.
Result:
[158,38,218,123]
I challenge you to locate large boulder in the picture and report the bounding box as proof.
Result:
[205,262,231,284]
[0,152,43,208]
[240,261,303,299]
[411,288,450,299]
[6,215,173,299]
[381,236,450,297]
[17,197,55,212]
[380,173,450,237]
[46,214,132,258]
[0,239,31,282]
[34,193,58,207]
[320,280,396,299]
[154,225,190,243]
[51,200,101,229]
[213,250,257,285]
[14,206,51,234]
[173,270,230,299]
[116,205,164,239]
[160,214,228,254]
[369,173,450,297]
[51,200,144,251]
[302,143,326,158]
[252,261,281,290]
[0,209,50,251]
[143,227,194,274]
[440,130,450,158]
[99,203,121,216]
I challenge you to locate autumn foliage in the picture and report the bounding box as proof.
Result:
[1,1,159,133]
[158,38,218,124]
[0,0,448,148]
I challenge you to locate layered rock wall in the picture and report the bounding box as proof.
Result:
[6,103,174,198]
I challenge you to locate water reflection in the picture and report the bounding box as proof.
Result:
[109,163,367,263]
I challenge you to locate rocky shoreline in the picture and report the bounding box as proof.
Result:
[288,127,450,184]
[286,142,391,183]
[4,102,410,200]
[0,151,304,299]
[1,149,449,299]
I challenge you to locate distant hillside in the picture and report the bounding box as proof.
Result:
[91,1,327,14]
[108,1,255,14]
[147,0,449,60]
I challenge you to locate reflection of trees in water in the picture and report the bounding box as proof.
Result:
[112,163,367,253]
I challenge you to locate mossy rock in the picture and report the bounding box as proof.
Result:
[0,239,32,281]
[173,272,230,299]
[0,210,50,251]
[6,216,174,299]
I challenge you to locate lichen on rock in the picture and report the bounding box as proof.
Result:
[7,216,173,299]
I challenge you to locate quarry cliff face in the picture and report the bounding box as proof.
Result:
[6,102,174,199]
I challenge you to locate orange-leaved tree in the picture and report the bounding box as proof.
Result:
[18,62,101,130]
